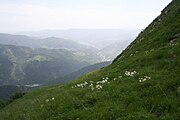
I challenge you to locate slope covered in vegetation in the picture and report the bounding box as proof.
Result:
[0,0,180,119]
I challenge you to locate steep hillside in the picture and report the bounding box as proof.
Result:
[0,44,98,85]
[0,0,179,119]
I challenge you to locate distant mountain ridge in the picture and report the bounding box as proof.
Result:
[17,29,140,47]
[0,33,99,52]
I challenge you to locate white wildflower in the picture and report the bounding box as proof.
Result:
[144,76,151,79]
[96,85,102,89]
[150,49,154,52]
[77,84,81,87]
[125,70,138,77]
[96,79,108,84]
[91,87,94,91]
[45,99,49,103]
[113,78,117,81]
[139,75,151,83]
[89,83,93,87]
[84,81,88,85]
[143,78,147,82]
[125,71,130,76]
[145,51,149,54]
[52,97,55,100]
[118,76,122,79]
[75,81,89,88]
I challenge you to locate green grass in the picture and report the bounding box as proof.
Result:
[0,0,180,119]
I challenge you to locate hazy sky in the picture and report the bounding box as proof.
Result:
[0,0,172,32]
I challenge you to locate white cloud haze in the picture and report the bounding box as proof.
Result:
[0,0,172,32]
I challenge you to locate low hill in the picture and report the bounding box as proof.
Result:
[0,0,179,119]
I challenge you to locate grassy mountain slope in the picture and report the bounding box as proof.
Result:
[0,0,180,119]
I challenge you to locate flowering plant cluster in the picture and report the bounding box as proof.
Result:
[139,76,151,82]
[125,70,138,77]
[72,76,111,90]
